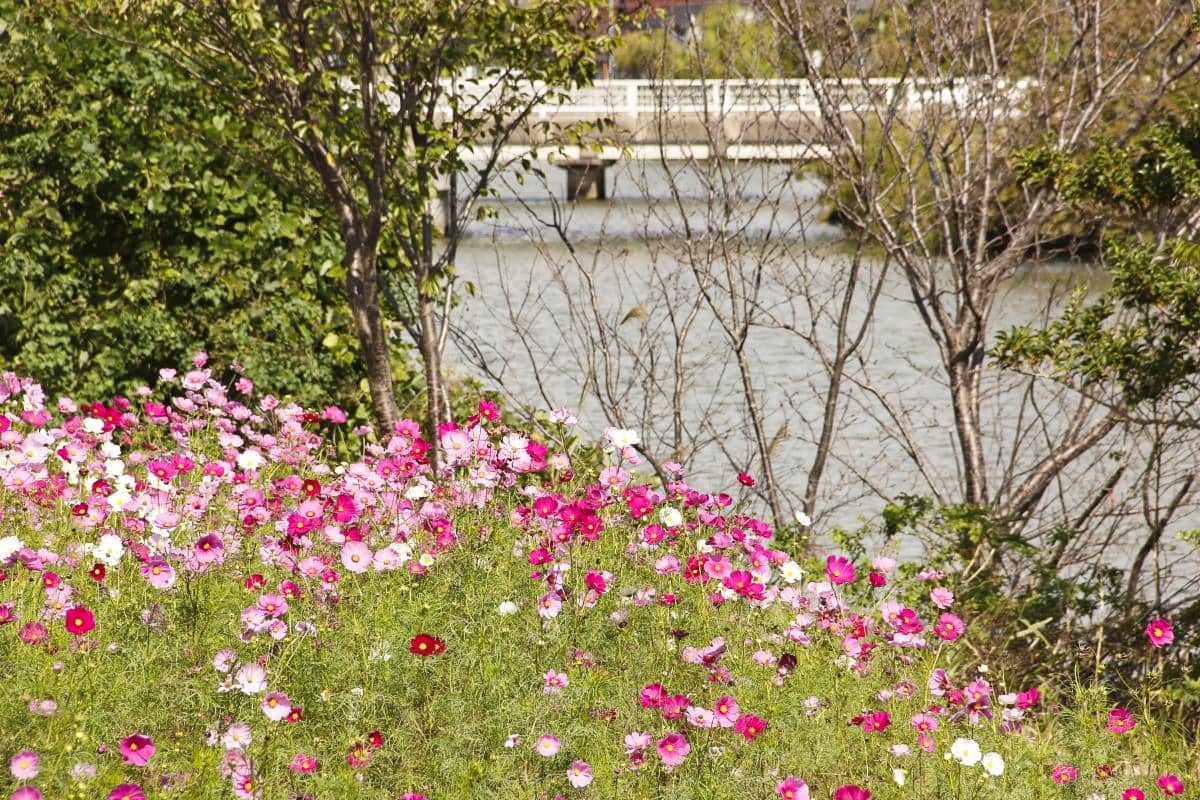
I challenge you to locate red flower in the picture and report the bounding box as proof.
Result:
[286,707,304,723]
[368,730,384,749]
[409,634,445,656]
[89,563,107,582]
[65,606,95,636]
[736,472,755,486]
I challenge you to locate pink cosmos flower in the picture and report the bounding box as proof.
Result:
[1051,764,1079,784]
[119,733,155,766]
[566,760,593,788]
[833,786,870,800]
[776,776,809,800]
[657,732,689,767]
[534,734,560,757]
[934,612,965,641]
[340,541,372,574]
[193,533,224,563]
[1107,708,1136,734]
[1157,775,1185,796]
[262,692,292,722]
[140,558,176,589]
[10,749,39,780]
[1145,618,1174,647]
[108,784,145,800]
[10,789,42,800]
[910,713,938,733]
[712,695,741,727]
[1122,790,1146,800]
[929,586,955,608]
[289,754,318,774]
[825,554,856,584]
[18,622,48,645]
[543,669,569,694]
[538,591,562,619]
[639,683,666,708]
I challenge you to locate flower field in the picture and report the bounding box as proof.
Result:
[0,360,1194,799]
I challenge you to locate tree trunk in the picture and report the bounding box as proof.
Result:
[948,350,988,507]
[345,244,400,436]
[418,204,449,469]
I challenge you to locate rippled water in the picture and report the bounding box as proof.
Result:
[448,161,1112,530]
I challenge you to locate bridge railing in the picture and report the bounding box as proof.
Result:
[433,77,1033,118]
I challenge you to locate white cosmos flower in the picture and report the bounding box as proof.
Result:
[497,601,520,616]
[603,427,640,449]
[233,662,268,695]
[950,737,982,767]
[893,768,907,786]
[793,510,812,527]
[82,418,105,435]
[92,533,125,566]
[0,535,24,563]
[236,449,265,472]
[658,507,683,527]
[780,560,804,584]
[981,752,1005,776]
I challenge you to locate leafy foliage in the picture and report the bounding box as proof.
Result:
[0,3,387,415]
[997,108,1200,414]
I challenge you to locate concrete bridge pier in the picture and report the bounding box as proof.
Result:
[563,160,614,201]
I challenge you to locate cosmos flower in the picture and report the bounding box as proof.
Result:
[119,733,155,767]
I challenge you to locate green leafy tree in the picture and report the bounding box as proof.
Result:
[91,0,613,450]
[0,3,392,415]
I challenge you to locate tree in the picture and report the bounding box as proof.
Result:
[0,2,383,413]
[760,0,1199,518]
[94,0,612,445]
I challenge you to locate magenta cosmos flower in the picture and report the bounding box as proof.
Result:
[107,785,145,800]
[10,750,39,780]
[1107,708,1136,734]
[10,788,43,800]
[566,760,593,788]
[776,776,809,800]
[934,612,965,641]
[1157,775,1185,796]
[657,732,689,767]
[64,606,95,636]
[833,786,870,800]
[1145,618,1174,647]
[119,733,155,766]
[1050,764,1079,785]
[734,713,768,740]
[825,554,856,584]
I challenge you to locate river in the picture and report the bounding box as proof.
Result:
[448,160,1122,529]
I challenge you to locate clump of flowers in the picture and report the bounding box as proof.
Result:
[0,359,1191,799]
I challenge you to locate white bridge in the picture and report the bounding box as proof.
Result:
[437,77,1031,200]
